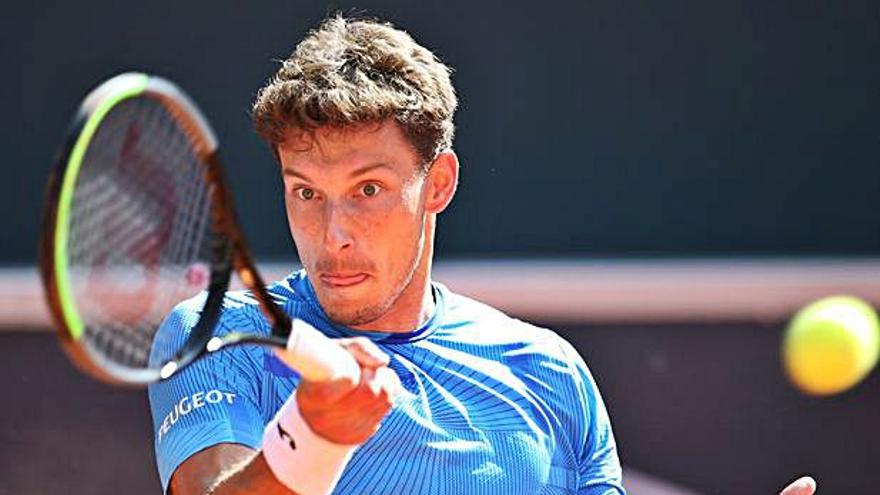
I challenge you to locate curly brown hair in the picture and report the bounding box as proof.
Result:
[252,16,458,166]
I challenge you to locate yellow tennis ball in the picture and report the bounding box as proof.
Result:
[783,295,880,396]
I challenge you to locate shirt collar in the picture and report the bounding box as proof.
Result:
[290,270,446,344]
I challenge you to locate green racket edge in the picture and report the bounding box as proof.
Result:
[53,73,150,341]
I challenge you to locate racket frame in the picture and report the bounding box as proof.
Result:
[40,73,290,386]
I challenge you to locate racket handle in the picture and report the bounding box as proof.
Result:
[276,319,361,383]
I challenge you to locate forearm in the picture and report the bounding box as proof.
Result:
[201,394,359,495]
[168,444,298,495]
[168,339,394,495]
[205,451,298,495]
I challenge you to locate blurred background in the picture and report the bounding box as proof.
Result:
[1,0,878,493]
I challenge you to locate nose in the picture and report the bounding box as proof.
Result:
[322,201,354,252]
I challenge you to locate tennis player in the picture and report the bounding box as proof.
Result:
[148,16,816,495]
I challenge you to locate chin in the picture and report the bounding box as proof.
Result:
[316,288,385,326]
[324,304,386,327]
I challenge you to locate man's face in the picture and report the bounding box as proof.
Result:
[277,121,429,327]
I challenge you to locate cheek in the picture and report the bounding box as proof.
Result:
[285,202,320,255]
[374,206,424,263]
[353,192,416,232]
[288,225,313,263]
[382,180,425,225]
[375,194,422,233]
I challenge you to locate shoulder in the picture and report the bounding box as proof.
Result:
[160,271,307,331]
[440,285,598,387]
[151,290,265,355]
[437,287,622,481]
[440,285,571,354]
[149,272,307,370]
[221,271,310,325]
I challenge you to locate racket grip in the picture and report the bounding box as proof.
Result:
[275,319,361,383]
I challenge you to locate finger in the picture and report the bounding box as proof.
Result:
[337,337,390,369]
[302,367,396,444]
[372,365,402,402]
[779,476,817,495]
[348,366,398,407]
[297,366,373,406]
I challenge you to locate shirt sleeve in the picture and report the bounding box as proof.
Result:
[147,302,267,493]
[556,336,627,495]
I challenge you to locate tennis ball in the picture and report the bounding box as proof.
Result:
[783,295,880,396]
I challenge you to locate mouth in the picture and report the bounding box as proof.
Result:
[319,272,369,288]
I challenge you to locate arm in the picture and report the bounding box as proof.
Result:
[550,336,624,495]
[170,444,293,495]
[166,337,400,495]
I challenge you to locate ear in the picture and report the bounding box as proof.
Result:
[423,150,459,214]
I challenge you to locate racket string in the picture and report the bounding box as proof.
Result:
[66,97,218,369]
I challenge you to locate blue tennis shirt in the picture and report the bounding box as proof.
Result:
[148,270,625,494]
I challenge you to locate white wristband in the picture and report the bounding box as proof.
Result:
[262,393,357,495]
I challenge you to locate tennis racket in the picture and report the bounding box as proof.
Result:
[39,72,360,386]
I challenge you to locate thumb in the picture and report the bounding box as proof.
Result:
[779,476,816,495]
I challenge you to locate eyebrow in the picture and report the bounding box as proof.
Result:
[349,162,395,177]
[282,162,396,182]
[281,168,311,182]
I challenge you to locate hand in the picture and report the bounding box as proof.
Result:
[779,476,816,495]
[296,337,401,445]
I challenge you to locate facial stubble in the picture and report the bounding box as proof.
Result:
[320,217,426,328]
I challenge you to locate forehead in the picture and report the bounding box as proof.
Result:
[278,120,420,173]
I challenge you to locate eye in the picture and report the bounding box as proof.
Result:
[361,183,382,197]
[295,188,315,201]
